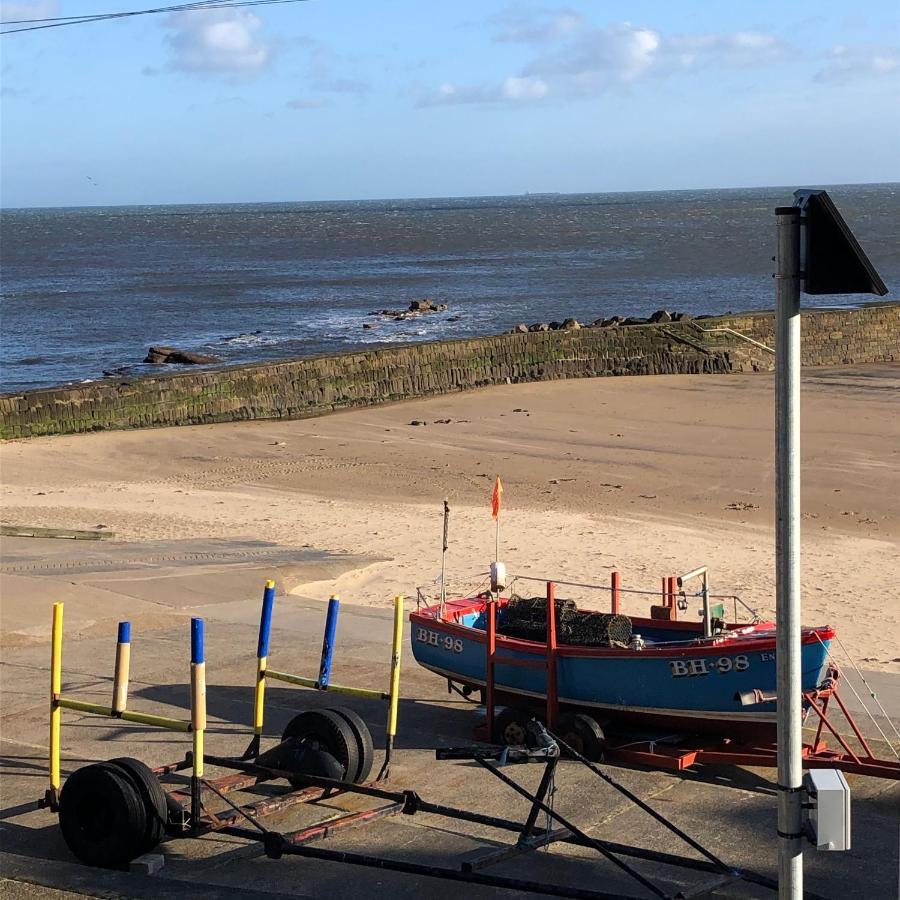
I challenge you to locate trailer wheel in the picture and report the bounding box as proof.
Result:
[58,763,148,867]
[108,757,168,851]
[281,709,359,784]
[494,706,540,747]
[294,747,345,784]
[331,707,374,784]
[555,713,605,761]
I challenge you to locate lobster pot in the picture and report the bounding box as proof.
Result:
[500,595,576,641]
[564,613,633,647]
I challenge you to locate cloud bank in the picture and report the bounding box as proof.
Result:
[421,6,896,107]
[163,8,271,76]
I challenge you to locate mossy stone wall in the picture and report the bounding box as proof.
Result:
[1,304,896,439]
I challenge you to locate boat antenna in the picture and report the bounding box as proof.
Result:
[439,498,449,618]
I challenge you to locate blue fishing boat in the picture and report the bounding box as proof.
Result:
[410,580,835,742]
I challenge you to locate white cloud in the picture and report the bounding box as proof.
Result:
[422,17,790,106]
[418,76,549,107]
[502,75,548,100]
[815,44,900,84]
[489,6,586,44]
[0,0,58,22]
[163,9,271,76]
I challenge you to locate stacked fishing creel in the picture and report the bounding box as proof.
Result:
[565,612,632,647]
[500,595,576,641]
[499,595,632,647]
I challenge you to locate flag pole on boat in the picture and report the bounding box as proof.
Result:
[490,476,506,593]
[439,498,449,618]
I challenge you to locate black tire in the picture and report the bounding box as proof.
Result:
[331,707,374,784]
[294,747,345,782]
[494,706,540,747]
[108,757,167,851]
[554,712,605,761]
[59,763,148,867]
[281,709,359,784]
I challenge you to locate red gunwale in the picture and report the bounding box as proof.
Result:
[410,601,835,660]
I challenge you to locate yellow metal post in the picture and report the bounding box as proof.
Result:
[378,595,404,780]
[49,602,64,803]
[254,657,267,733]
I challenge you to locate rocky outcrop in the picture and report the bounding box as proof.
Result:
[144,347,219,365]
[370,299,449,320]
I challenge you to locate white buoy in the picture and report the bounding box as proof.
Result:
[490,561,507,593]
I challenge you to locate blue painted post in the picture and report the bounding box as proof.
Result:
[253,580,276,739]
[112,621,131,714]
[190,617,206,832]
[317,596,340,689]
[191,617,204,666]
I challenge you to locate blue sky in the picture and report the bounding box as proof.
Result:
[1,0,898,207]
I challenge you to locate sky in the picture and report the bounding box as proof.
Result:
[1,0,898,207]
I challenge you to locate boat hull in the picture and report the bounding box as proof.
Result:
[411,608,833,741]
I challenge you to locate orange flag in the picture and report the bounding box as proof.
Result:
[491,476,504,520]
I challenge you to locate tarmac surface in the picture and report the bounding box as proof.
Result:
[1,536,897,899]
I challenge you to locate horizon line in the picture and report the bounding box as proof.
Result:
[2,179,897,213]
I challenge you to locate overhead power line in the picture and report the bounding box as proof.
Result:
[1,0,309,35]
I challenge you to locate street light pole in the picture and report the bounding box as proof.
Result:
[774,206,803,900]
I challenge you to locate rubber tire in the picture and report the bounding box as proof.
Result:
[59,763,148,867]
[281,709,359,784]
[555,712,605,761]
[294,746,346,783]
[331,707,374,784]
[494,706,541,747]
[108,757,167,852]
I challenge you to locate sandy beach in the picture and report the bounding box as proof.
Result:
[2,365,899,672]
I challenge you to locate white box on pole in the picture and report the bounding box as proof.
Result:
[803,769,851,851]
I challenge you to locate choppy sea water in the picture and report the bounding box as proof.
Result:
[1,184,897,392]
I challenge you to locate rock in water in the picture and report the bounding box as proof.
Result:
[144,346,219,365]
[649,309,673,323]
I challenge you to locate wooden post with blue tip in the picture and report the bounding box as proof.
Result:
[245,580,276,759]
[111,621,131,715]
[378,594,404,781]
[190,616,206,833]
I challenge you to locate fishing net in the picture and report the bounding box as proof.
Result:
[499,594,632,647]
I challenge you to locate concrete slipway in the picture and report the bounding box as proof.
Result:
[1,537,897,899]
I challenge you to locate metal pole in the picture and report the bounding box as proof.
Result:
[252,580,276,753]
[440,498,449,615]
[775,205,803,900]
[318,596,340,689]
[378,594,404,781]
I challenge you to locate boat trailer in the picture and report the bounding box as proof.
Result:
[40,598,805,899]
[466,579,900,781]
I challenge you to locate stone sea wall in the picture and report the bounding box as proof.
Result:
[1,304,897,439]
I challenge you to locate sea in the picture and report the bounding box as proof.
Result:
[1,184,897,393]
